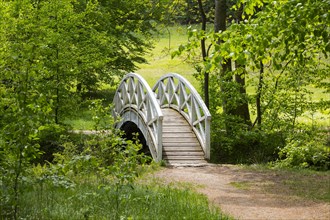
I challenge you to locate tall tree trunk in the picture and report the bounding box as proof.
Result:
[186,0,193,24]
[254,61,264,128]
[214,0,226,34]
[197,0,209,108]
[214,0,232,117]
[233,68,251,125]
[232,6,251,126]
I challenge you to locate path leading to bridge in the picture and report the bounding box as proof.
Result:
[152,165,330,220]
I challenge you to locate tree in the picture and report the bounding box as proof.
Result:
[0,0,164,217]
[216,0,329,130]
[197,0,209,107]
[73,0,161,92]
[174,0,330,164]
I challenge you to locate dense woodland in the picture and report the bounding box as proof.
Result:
[0,0,329,219]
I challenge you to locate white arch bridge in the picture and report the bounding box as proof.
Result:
[113,73,211,166]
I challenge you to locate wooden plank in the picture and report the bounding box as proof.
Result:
[163,115,183,119]
[163,142,201,147]
[163,147,202,152]
[163,155,204,159]
[163,123,190,126]
[162,109,180,114]
[163,115,186,119]
[166,160,207,165]
[163,151,204,156]
[163,125,190,128]
[163,133,195,138]
[163,122,188,126]
[163,127,192,132]
[163,138,198,143]
[164,113,187,121]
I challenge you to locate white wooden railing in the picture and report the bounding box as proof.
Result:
[152,73,211,159]
[113,73,163,161]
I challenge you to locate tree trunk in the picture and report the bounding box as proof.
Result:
[197,0,209,108]
[214,0,226,33]
[255,61,264,128]
[214,0,232,117]
[231,6,251,126]
[232,70,251,125]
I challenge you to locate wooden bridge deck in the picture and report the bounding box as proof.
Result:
[162,108,207,166]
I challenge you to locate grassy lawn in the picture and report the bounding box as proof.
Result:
[63,109,95,130]
[137,25,198,88]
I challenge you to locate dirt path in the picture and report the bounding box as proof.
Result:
[151,164,330,220]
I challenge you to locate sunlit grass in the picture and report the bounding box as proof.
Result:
[137,25,198,88]
[64,117,95,130]
[64,88,116,130]
[298,110,330,127]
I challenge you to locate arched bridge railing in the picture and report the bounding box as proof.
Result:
[152,73,211,159]
[112,73,163,161]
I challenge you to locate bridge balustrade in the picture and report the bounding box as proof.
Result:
[152,73,211,159]
[113,73,163,161]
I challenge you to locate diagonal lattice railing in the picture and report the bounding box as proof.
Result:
[152,73,211,159]
[113,73,163,161]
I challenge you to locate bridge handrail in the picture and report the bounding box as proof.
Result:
[152,73,211,159]
[113,73,163,161]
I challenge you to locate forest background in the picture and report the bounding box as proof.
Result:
[0,0,329,219]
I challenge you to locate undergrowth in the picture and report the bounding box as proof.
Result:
[1,99,230,219]
[17,173,229,220]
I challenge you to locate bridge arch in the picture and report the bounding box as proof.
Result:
[112,73,163,161]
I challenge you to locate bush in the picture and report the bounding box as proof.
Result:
[210,113,286,164]
[277,129,330,170]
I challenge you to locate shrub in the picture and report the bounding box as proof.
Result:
[210,114,285,164]
[277,129,330,170]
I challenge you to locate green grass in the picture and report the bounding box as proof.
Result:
[63,88,116,130]
[137,25,198,88]
[63,109,95,130]
[17,173,231,220]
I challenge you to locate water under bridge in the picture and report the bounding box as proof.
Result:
[113,73,211,166]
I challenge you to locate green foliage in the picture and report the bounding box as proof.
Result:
[0,97,149,218]
[173,0,330,167]
[0,0,160,123]
[1,97,227,219]
[277,129,330,170]
[158,0,215,25]
[138,24,198,87]
[0,0,163,216]
[210,116,285,164]
[16,175,228,219]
